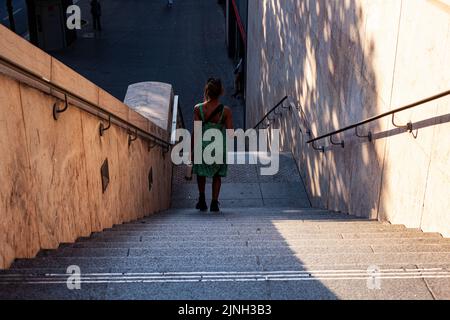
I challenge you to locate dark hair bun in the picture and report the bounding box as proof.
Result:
[205,78,223,100]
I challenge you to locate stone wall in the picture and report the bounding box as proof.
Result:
[0,26,173,269]
[246,0,450,236]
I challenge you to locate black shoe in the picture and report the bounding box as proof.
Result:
[210,200,220,213]
[196,194,208,212]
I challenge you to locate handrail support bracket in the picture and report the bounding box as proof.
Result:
[128,129,138,147]
[392,113,413,132]
[355,127,373,142]
[330,135,345,148]
[312,141,325,153]
[99,115,112,137]
[53,95,69,121]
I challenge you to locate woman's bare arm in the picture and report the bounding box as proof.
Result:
[224,106,234,130]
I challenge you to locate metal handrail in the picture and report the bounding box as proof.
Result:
[307,90,450,146]
[170,95,180,145]
[0,55,172,149]
[253,96,289,129]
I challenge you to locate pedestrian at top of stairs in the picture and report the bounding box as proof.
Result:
[192,78,234,213]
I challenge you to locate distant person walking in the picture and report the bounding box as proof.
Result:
[192,78,234,213]
[90,0,102,31]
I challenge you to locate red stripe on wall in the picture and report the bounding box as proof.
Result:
[231,0,247,47]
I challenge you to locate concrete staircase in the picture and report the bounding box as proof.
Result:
[1,153,450,299]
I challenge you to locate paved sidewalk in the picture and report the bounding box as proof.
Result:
[53,0,244,129]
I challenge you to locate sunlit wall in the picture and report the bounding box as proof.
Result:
[246,0,450,237]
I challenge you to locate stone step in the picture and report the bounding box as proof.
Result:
[81,231,442,242]
[162,211,342,215]
[118,216,379,223]
[97,277,442,300]
[340,232,442,239]
[88,228,423,238]
[10,256,263,271]
[10,252,450,271]
[70,237,450,249]
[38,243,450,258]
[0,267,113,276]
[107,225,407,232]
[171,199,313,209]
[2,271,448,300]
[107,224,407,232]
[120,220,382,228]
[112,218,399,224]
[131,216,370,224]
[137,212,365,219]
[5,263,450,275]
[137,209,361,219]
[158,208,331,213]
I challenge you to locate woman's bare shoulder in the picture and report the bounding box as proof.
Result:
[223,105,233,115]
[194,103,203,113]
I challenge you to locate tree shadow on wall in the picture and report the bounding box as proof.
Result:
[253,0,393,220]
[253,0,450,230]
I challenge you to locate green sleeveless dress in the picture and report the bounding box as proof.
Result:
[193,103,228,178]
